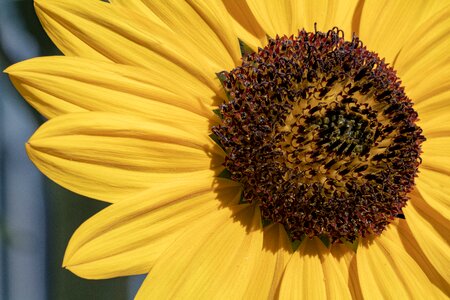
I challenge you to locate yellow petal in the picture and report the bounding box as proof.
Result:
[396,5,450,92]
[398,7,450,137]
[6,56,216,127]
[323,244,356,300]
[34,0,222,93]
[247,0,358,38]
[135,205,291,298]
[136,204,253,298]
[359,0,448,65]
[27,112,220,202]
[121,0,240,67]
[416,169,450,220]
[416,90,450,137]
[64,179,241,279]
[345,247,364,299]
[243,223,292,299]
[421,137,450,176]
[222,0,267,49]
[291,0,358,35]
[403,192,450,287]
[114,0,246,65]
[279,238,353,299]
[246,0,292,36]
[357,224,445,299]
[383,218,449,295]
[109,0,169,29]
[184,0,242,66]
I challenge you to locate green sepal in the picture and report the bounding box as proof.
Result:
[216,71,227,83]
[238,193,247,204]
[341,238,359,252]
[212,108,223,119]
[289,234,305,252]
[216,71,231,100]
[319,235,331,248]
[291,239,302,252]
[261,218,272,228]
[208,133,225,151]
[218,168,232,179]
[238,38,255,57]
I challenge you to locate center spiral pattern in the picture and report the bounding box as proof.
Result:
[212,28,424,244]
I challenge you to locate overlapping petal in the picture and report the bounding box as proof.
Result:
[27,112,221,202]
[357,224,446,299]
[125,1,240,65]
[384,218,450,294]
[279,238,354,299]
[112,0,244,65]
[247,0,357,38]
[246,0,292,37]
[110,0,170,29]
[6,56,216,125]
[358,0,449,65]
[34,0,225,93]
[64,178,241,279]
[242,224,292,299]
[403,192,450,288]
[136,205,291,299]
[395,5,450,139]
[290,0,358,35]
[415,90,450,138]
[421,138,450,177]
[395,5,450,93]
[222,0,267,50]
[416,169,450,220]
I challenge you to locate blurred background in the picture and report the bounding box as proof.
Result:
[1,1,143,299]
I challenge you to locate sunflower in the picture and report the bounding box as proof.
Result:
[6,0,450,298]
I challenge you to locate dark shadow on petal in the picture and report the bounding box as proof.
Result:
[351,0,365,36]
[223,0,266,41]
[347,253,364,299]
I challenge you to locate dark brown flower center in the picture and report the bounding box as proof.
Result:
[212,28,424,244]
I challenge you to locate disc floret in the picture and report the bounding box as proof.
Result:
[212,28,424,244]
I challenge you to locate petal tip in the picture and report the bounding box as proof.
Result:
[3,62,24,76]
[33,0,44,10]
[25,141,35,152]
[3,66,12,74]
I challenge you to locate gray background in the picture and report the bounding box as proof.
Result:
[0,1,145,299]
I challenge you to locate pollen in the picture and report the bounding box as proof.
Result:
[212,28,424,244]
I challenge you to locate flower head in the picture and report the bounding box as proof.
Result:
[6,0,450,298]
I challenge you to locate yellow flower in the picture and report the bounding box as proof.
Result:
[6,0,450,298]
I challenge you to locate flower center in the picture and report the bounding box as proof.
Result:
[212,28,424,244]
